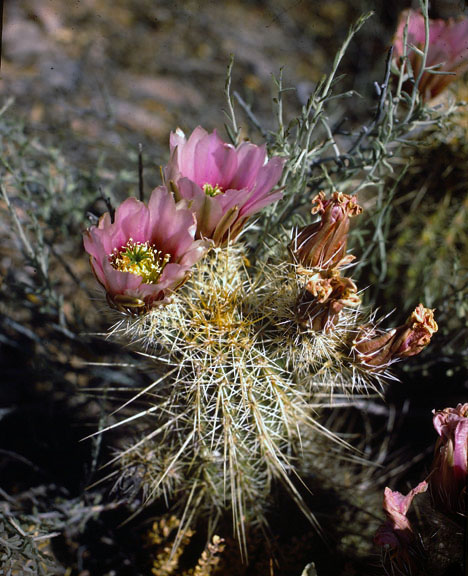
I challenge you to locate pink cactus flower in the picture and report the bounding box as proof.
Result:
[83,186,210,314]
[393,9,468,101]
[164,126,285,245]
[375,481,427,574]
[431,403,468,514]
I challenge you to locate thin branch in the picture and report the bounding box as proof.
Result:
[98,186,115,223]
[233,91,268,139]
[347,45,394,156]
[224,54,240,145]
[138,142,144,202]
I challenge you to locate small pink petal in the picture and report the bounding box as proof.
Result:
[179,126,209,181]
[453,420,468,476]
[177,178,223,238]
[229,142,266,190]
[217,187,253,214]
[193,131,231,187]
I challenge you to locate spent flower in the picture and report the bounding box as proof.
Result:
[290,191,362,271]
[296,270,360,332]
[431,403,468,515]
[353,304,438,370]
[83,186,209,314]
[393,9,468,101]
[165,126,285,245]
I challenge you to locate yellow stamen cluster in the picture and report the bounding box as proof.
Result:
[203,183,223,197]
[110,238,171,284]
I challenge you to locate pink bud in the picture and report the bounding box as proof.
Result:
[431,403,468,514]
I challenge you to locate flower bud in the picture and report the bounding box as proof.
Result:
[430,403,468,515]
[290,191,362,271]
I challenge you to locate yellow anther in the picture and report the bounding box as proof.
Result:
[109,239,171,284]
[203,183,223,197]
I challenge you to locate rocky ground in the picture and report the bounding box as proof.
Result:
[1,0,407,163]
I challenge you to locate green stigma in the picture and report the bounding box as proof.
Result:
[110,239,171,284]
[203,183,223,197]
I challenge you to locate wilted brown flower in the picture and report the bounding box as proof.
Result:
[353,304,438,370]
[296,270,360,332]
[290,191,362,271]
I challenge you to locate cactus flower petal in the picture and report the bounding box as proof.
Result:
[375,482,427,574]
[297,270,360,332]
[431,403,468,514]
